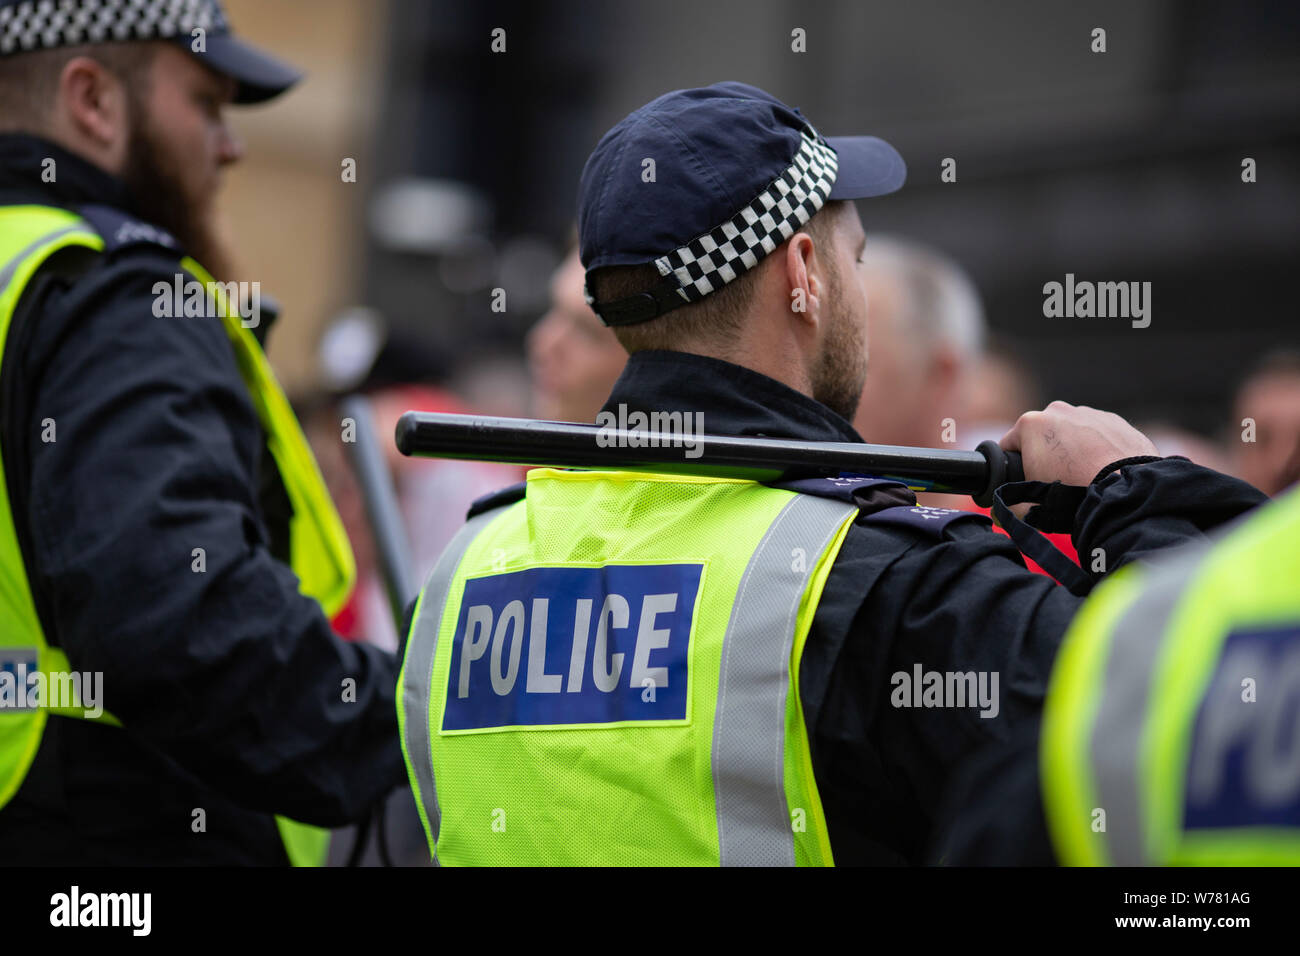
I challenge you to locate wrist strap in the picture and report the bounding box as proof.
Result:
[991,482,1094,596]
[991,456,1189,596]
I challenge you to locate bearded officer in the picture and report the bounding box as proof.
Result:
[0,0,403,864]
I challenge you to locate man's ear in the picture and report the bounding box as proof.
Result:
[56,56,131,166]
[930,345,961,386]
[782,231,822,324]
[927,345,967,410]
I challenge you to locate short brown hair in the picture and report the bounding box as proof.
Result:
[0,42,157,133]
[587,200,846,354]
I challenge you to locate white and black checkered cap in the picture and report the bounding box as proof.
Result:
[650,131,838,310]
[578,81,906,327]
[0,0,300,104]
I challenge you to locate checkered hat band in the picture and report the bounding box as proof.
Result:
[653,133,839,304]
[0,0,227,55]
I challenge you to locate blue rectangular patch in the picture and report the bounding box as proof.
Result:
[1183,625,1300,830]
[0,648,38,712]
[442,564,702,732]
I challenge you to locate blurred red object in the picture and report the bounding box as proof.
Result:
[971,503,1079,580]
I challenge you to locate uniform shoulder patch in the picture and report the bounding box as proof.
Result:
[768,473,910,501]
[861,503,991,537]
[77,203,180,257]
[767,473,916,511]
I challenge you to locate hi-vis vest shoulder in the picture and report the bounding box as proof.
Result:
[1042,485,1300,865]
[0,204,356,866]
[398,466,861,866]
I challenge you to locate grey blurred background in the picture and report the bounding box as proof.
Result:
[373,0,1299,432]
[226,0,1299,436]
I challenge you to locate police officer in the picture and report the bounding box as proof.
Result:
[0,0,403,864]
[398,82,1268,865]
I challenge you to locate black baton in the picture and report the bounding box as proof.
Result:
[396,412,1022,507]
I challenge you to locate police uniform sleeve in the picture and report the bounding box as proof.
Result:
[828,517,1081,807]
[804,463,1266,860]
[927,725,1054,865]
[1074,457,1269,571]
[19,261,405,827]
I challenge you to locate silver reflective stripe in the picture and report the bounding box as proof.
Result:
[401,508,500,865]
[713,493,857,866]
[0,224,92,300]
[1089,543,1210,865]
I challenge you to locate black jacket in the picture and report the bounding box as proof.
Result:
[599,349,1267,864]
[0,134,405,865]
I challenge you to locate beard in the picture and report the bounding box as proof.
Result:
[810,266,869,423]
[119,112,236,282]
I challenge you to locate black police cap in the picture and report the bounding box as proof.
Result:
[578,81,906,326]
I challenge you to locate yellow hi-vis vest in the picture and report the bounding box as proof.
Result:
[0,204,356,866]
[398,467,860,865]
[1042,484,1300,865]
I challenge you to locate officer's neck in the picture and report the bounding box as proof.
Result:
[37,105,130,177]
[688,325,818,404]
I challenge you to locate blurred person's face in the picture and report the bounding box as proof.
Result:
[1233,373,1300,495]
[527,249,628,423]
[117,44,244,276]
[853,266,964,446]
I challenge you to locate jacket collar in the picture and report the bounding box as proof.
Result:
[0,133,134,212]
[601,349,864,444]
